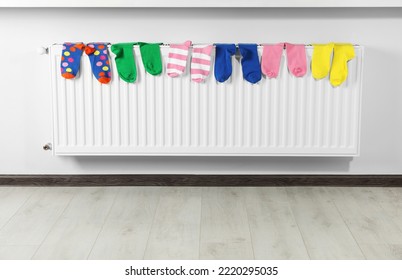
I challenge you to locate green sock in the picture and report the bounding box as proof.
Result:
[111,43,137,83]
[138,42,162,76]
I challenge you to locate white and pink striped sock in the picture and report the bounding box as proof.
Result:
[191,45,213,83]
[167,40,192,78]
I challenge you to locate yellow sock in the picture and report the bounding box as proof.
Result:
[312,43,334,80]
[330,44,355,87]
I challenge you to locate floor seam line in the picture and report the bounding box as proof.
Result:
[31,188,79,260]
[0,187,39,233]
[142,187,162,260]
[86,187,121,260]
[327,187,368,260]
[285,187,312,260]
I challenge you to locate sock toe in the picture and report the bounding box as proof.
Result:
[62,73,75,79]
[247,73,261,84]
[192,78,203,83]
[99,77,111,84]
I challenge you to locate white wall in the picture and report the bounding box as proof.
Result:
[0,8,401,174]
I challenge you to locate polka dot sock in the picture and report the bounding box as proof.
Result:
[60,42,85,79]
[85,42,111,84]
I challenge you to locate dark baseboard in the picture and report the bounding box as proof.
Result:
[0,175,402,186]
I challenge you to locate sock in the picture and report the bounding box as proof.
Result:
[191,45,213,83]
[261,43,284,78]
[285,43,307,77]
[214,44,236,83]
[238,44,262,84]
[111,43,137,83]
[60,42,85,79]
[312,43,335,80]
[330,44,355,87]
[85,43,111,84]
[167,40,192,78]
[138,42,162,76]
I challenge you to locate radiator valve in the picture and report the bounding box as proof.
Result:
[37,47,48,55]
[43,143,52,151]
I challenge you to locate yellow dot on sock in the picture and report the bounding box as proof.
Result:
[102,66,109,71]
[94,50,100,55]
[66,68,72,72]
[64,51,70,56]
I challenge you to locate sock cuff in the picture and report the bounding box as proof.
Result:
[193,45,213,55]
[334,44,356,59]
[215,44,237,55]
[170,40,192,50]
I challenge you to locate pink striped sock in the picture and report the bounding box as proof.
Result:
[261,43,284,78]
[191,45,213,83]
[167,40,192,78]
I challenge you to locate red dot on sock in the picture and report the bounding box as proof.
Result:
[99,77,111,84]
[99,72,105,77]
[62,73,75,79]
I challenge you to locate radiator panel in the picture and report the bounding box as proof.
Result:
[49,45,363,156]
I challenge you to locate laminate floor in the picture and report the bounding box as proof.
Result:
[0,186,401,260]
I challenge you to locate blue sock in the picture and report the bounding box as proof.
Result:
[214,44,236,83]
[238,44,262,84]
[85,42,112,84]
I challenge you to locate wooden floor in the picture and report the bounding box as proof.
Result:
[0,186,401,260]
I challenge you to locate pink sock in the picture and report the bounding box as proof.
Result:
[285,43,307,77]
[261,43,284,78]
[191,45,213,83]
[167,40,192,78]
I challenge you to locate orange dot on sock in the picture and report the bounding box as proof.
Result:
[98,45,105,49]
[99,72,105,77]
[61,56,64,61]
[62,73,75,79]
[70,47,76,52]
[75,43,85,50]
[99,77,111,84]
[106,60,109,65]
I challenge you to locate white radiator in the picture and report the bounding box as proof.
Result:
[48,44,363,156]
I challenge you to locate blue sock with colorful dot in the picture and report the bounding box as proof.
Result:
[85,42,111,84]
[60,42,85,79]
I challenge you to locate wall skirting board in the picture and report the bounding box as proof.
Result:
[0,175,402,187]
